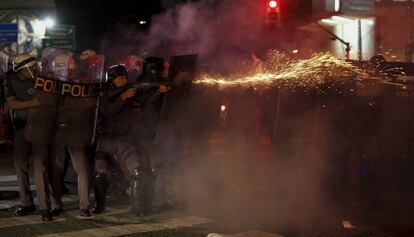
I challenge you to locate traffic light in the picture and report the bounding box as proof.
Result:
[266,0,281,27]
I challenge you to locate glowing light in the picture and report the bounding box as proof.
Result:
[334,0,341,12]
[220,105,226,112]
[195,51,364,89]
[43,17,55,28]
[321,19,339,25]
[292,49,299,54]
[331,16,355,24]
[32,19,47,37]
[194,51,405,90]
[268,0,278,8]
[139,20,147,25]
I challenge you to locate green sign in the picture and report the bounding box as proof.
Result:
[43,24,76,50]
[45,24,75,38]
[42,38,76,51]
[342,0,374,14]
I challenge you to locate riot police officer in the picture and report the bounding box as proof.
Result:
[93,64,169,216]
[48,52,95,217]
[23,49,63,221]
[5,54,39,216]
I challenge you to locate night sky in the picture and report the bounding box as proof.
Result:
[54,0,168,51]
[53,0,312,54]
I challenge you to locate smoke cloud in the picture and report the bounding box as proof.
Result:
[101,0,346,234]
[102,0,280,71]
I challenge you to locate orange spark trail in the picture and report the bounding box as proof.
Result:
[194,51,404,90]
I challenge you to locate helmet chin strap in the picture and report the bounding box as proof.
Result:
[24,64,35,79]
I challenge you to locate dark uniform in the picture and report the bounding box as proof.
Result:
[6,53,58,221]
[94,85,155,214]
[47,51,102,217]
[24,90,58,220]
[50,95,94,214]
[93,64,156,216]
[5,72,36,210]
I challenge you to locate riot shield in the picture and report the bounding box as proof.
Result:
[77,53,105,84]
[39,48,104,146]
[24,48,64,144]
[38,48,76,81]
[30,47,104,146]
[118,55,143,83]
[76,53,105,143]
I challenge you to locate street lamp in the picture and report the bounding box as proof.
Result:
[43,17,55,28]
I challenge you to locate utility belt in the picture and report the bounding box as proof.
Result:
[9,108,29,129]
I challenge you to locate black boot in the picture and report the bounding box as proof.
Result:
[10,205,36,216]
[131,167,155,216]
[50,208,63,216]
[41,209,52,221]
[92,172,108,214]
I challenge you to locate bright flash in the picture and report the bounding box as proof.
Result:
[43,17,55,28]
[194,51,404,91]
[269,0,278,8]
[292,49,299,54]
[195,51,364,89]
[220,105,226,112]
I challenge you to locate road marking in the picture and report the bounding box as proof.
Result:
[0,202,129,228]
[0,184,36,192]
[0,194,79,209]
[0,175,17,182]
[61,206,130,219]
[36,215,211,237]
[208,231,284,237]
[0,215,67,227]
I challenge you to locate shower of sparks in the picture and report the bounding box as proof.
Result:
[358,59,406,88]
[194,51,405,90]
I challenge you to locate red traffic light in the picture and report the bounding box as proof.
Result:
[268,0,278,8]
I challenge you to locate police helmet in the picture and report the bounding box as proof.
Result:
[12,53,37,72]
[106,64,128,83]
[142,57,165,75]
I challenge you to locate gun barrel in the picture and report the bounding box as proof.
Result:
[131,81,177,89]
[107,81,184,98]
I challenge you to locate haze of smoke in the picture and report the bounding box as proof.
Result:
[153,85,341,234]
[102,0,275,71]
[99,0,352,233]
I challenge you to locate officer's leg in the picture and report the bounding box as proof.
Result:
[67,146,90,213]
[60,151,71,194]
[11,128,35,215]
[49,144,66,213]
[92,145,110,214]
[121,146,155,216]
[32,143,52,221]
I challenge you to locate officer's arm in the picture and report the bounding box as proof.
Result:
[100,95,125,117]
[145,89,166,105]
[6,96,39,110]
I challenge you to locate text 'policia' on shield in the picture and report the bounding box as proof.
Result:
[34,76,97,97]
